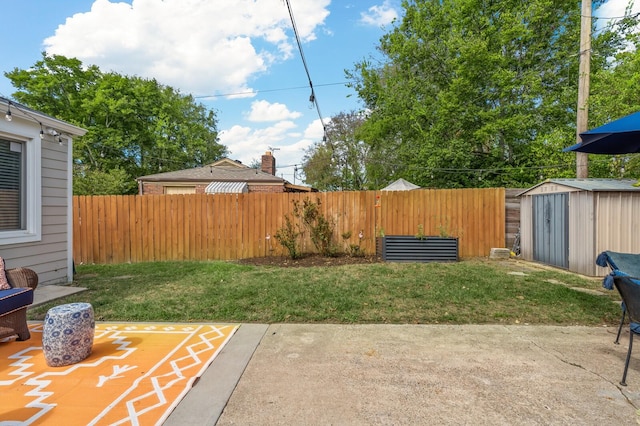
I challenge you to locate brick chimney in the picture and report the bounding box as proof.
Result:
[261,151,276,175]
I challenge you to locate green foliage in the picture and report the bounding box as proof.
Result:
[274,215,302,259]
[293,198,338,257]
[274,197,340,259]
[341,230,365,257]
[347,244,364,257]
[5,53,227,195]
[347,0,629,187]
[73,168,136,195]
[437,222,451,238]
[588,14,640,180]
[302,110,370,190]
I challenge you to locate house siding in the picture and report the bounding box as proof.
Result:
[247,184,285,193]
[0,139,71,284]
[141,182,164,194]
[0,98,85,285]
[141,182,209,194]
[142,181,285,194]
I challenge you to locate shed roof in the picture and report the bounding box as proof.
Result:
[519,178,640,196]
[381,178,421,191]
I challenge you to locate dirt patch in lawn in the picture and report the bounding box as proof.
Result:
[235,253,382,268]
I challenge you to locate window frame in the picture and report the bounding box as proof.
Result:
[0,131,41,245]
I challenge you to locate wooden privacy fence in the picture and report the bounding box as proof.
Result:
[73,188,505,264]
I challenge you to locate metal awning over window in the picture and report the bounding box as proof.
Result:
[205,181,248,194]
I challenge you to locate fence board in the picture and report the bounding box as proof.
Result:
[219,194,231,259]
[191,196,198,260]
[155,195,163,260]
[115,195,126,263]
[72,188,506,264]
[230,194,238,259]
[96,196,106,264]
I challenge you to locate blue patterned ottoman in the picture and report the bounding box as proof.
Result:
[43,302,95,367]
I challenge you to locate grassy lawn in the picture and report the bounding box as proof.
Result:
[29,259,620,325]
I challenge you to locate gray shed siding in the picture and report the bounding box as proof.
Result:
[520,195,533,260]
[567,191,596,276]
[595,192,640,272]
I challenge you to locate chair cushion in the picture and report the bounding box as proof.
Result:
[0,288,34,315]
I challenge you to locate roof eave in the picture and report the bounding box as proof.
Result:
[0,97,87,137]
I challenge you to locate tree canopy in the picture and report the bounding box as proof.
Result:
[346,0,637,188]
[5,53,226,194]
[302,110,370,190]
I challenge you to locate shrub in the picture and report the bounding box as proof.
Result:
[294,198,338,257]
[274,214,301,259]
[342,230,365,257]
[275,197,340,259]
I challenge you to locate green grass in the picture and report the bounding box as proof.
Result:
[28,259,621,325]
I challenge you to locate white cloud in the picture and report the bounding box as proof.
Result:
[247,100,302,122]
[219,121,297,162]
[218,119,319,174]
[360,1,398,27]
[43,0,330,96]
[595,0,640,32]
[597,0,640,18]
[304,118,326,139]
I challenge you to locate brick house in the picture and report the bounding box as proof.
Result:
[137,151,315,194]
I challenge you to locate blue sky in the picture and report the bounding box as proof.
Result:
[0,0,400,183]
[0,0,636,184]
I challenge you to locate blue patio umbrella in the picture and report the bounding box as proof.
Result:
[563,111,640,154]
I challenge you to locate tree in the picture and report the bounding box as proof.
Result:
[347,0,626,188]
[588,12,640,179]
[73,167,132,195]
[5,53,227,194]
[302,110,370,190]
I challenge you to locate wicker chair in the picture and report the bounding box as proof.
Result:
[0,268,39,341]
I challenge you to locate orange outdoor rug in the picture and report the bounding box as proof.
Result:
[0,322,238,425]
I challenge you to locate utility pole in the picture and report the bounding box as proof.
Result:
[576,0,592,178]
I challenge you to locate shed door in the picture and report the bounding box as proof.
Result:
[533,193,569,268]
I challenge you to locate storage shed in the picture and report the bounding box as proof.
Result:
[519,178,640,276]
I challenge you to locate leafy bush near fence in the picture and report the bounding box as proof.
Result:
[275,197,344,259]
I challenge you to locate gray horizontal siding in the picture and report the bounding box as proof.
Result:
[0,142,71,285]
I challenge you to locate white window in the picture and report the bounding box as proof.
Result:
[0,136,41,245]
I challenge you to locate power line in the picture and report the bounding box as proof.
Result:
[283,0,329,142]
[586,11,640,20]
[194,81,351,99]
